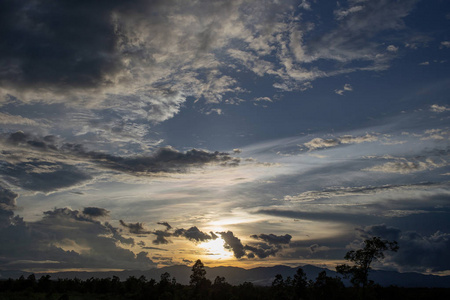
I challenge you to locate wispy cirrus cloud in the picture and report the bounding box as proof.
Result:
[364,158,449,174]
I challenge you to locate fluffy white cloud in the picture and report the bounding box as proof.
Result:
[430,104,450,113]
[335,83,353,95]
[440,41,450,48]
[303,133,377,150]
[387,45,399,52]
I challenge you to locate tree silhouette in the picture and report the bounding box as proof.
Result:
[336,236,398,289]
[313,271,345,300]
[293,267,308,299]
[190,259,207,286]
[190,259,211,299]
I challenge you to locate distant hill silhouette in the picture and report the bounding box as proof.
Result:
[1,265,449,288]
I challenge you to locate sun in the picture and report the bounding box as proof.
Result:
[199,237,234,260]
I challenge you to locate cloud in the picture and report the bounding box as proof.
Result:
[118,221,293,259]
[283,182,439,203]
[254,97,273,102]
[430,104,450,113]
[256,208,380,224]
[386,45,399,52]
[0,0,249,125]
[0,0,129,93]
[0,160,92,193]
[0,207,155,271]
[250,233,292,245]
[119,220,217,245]
[0,186,18,228]
[0,0,420,120]
[364,158,448,174]
[120,220,151,234]
[82,207,110,218]
[303,133,378,150]
[0,1,277,110]
[0,186,17,210]
[205,108,223,115]
[0,0,425,162]
[173,226,216,242]
[151,230,172,245]
[334,4,365,20]
[217,231,293,259]
[305,0,418,65]
[440,41,450,49]
[355,224,450,272]
[304,138,340,150]
[245,233,292,258]
[0,112,42,126]
[244,244,280,259]
[309,244,331,254]
[335,83,353,95]
[0,131,240,192]
[219,231,246,259]
[157,222,172,230]
[298,0,312,11]
[60,143,240,175]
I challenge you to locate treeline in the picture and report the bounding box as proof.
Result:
[1,264,450,300]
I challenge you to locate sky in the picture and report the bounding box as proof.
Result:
[1,0,450,276]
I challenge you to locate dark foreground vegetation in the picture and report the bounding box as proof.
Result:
[1,238,449,299]
[1,267,450,300]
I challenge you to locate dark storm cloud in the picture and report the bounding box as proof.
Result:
[173,226,216,242]
[0,186,17,210]
[83,207,110,218]
[120,220,151,234]
[157,221,172,230]
[0,0,143,91]
[118,221,293,259]
[3,131,239,173]
[219,231,246,259]
[354,224,450,272]
[6,131,58,151]
[0,206,155,270]
[0,160,92,193]
[356,224,402,242]
[218,231,292,259]
[65,146,239,174]
[104,222,135,246]
[118,220,217,245]
[0,186,18,228]
[0,131,239,192]
[244,244,280,259]
[151,230,172,245]
[244,233,292,258]
[250,233,292,245]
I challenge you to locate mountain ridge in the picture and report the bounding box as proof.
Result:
[1,264,449,288]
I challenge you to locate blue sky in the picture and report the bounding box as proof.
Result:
[1,0,450,275]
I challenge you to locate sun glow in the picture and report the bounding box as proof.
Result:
[200,237,234,260]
